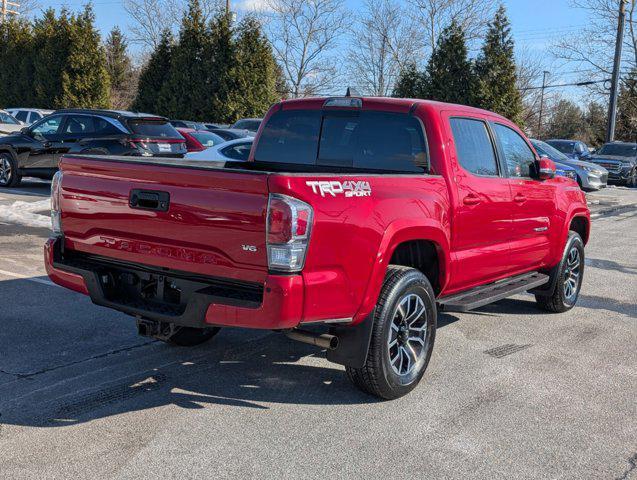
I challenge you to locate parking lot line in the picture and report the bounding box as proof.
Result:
[0,268,59,287]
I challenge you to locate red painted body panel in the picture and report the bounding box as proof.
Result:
[46,97,590,330]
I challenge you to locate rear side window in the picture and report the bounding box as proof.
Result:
[254,109,428,173]
[0,112,19,124]
[14,110,28,122]
[128,119,180,138]
[492,123,536,178]
[449,118,498,176]
[65,115,95,134]
[548,141,574,154]
[222,141,253,161]
[191,131,225,147]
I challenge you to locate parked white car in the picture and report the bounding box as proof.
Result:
[0,110,24,134]
[185,138,253,162]
[6,108,54,125]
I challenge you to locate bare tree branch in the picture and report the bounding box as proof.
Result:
[264,0,347,97]
[346,0,420,96]
[124,0,224,50]
[553,0,637,97]
[406,0,495,56]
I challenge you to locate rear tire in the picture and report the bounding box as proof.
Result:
[0,153,21,187]
[346,266,436,400]
[535,232,584,313]
[164,326,221,347]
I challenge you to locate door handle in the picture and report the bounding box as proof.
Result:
[463,194,481,206]
[514,194,527,203]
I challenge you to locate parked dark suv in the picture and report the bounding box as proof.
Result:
[588,141,637,187]
[0,109,186,187]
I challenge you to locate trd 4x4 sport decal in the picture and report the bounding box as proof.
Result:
[306,180,372,198]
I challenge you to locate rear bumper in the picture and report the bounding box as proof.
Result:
[45,237,304,330]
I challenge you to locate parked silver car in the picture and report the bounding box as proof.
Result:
[0,110,24,135]
[6,108,54,125]
[531,139,608,191]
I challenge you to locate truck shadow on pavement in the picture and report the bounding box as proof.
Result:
[0,276,459,428]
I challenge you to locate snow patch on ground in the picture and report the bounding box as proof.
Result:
[0,199,51,228]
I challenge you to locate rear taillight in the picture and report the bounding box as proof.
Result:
[266,194,313,272]
[50,171,63,235]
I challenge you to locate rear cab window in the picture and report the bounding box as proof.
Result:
[253,108,429,173]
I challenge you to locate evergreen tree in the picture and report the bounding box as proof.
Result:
[473,5,522,122]
[582,101,606,147]
[105,27,134,109]
[32,8,73,108]
[545,99,585,140]
[132,29,173,114]
[158,0,211,119]
[423,21,474,105]
[0,19,35,107]
[205,14,237,122]
[59,6,110,108]
[616,69,637,142]
[274,62,289,100]
[233,17,279,118]
[392,62,426,98]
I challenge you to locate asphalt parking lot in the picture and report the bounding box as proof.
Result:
[0,180,635,479]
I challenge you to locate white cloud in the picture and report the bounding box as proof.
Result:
[235,0,273,12]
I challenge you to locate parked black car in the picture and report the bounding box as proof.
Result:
[588,141,637,187]
[0,109,186,187]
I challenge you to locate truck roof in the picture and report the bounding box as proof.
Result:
[277,96,510,122]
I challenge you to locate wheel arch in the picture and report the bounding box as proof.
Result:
[353,219,450,324]
[568,214,590,245]
[0,145,18,162]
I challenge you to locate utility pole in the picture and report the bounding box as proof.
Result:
[1,0,20,22]
[537,70,549,138]
[606,0,628,143]
[225,0,236,23]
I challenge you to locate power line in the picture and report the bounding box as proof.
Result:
[521,79,611,91]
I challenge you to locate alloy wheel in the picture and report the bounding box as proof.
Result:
[563,246,581,300]
[0,157,11,186]
[387,293,428,376]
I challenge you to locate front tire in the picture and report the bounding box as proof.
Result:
[535,232,584,313]
[0,153,21,187]
[346,266,436,400]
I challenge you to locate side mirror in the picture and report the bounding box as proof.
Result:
[536,156,556,180]
[20,127,30,135]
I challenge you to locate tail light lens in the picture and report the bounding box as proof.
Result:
[50,171,63,235]
[266,194,313,272]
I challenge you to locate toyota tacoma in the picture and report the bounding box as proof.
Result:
[45,97,590,399]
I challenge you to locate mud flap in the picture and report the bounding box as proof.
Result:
[326,311,375,368]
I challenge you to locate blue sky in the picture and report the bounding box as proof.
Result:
[30,0,591,84]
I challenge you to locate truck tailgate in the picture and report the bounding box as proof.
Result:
[58,155,270,283]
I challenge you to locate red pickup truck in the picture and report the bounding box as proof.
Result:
[45,97,589,399]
